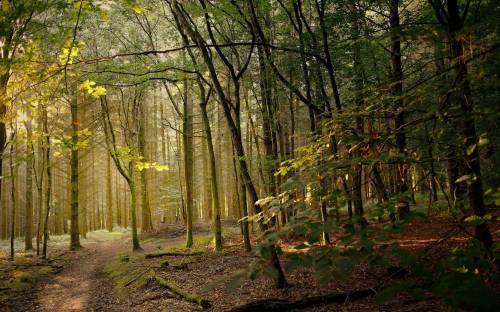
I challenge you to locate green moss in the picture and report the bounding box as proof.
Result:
[13,271,35,283]
[105,254,153,299]
[193,235,212,247]
[5,265,52,292]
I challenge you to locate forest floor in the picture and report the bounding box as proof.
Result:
[1,215,499,312]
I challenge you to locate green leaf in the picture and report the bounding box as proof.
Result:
[455,175,471,183]
[294,243,309,250]
[259,245,271,260]
[466,144,477,155]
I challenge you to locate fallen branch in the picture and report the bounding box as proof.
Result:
[145,251,204,259]
[151,272,211,308]
[229,288,377,312]
[134,292,174,306]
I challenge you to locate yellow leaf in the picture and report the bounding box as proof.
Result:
[479,134,489,146]
[132,3,144,14]
[92,86,107,98]
[100,10,109,22]
[79,80,95,92]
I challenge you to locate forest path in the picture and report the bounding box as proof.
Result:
[11,226,205,312]
[34,237,130,312]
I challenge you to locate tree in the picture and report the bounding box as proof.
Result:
[428,0,493,248]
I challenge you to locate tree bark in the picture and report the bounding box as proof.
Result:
[389,0,410,219]
[9,130,16,261]
[200,98,223,251]
[70,91,81,250]
[107,153,113,231]
[138,99,153,231]
[24,117,34,250]
[42,117,51,259]
[182,77,194,248]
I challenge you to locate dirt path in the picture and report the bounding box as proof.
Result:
[27,238,131,312]
[7,225,209,312]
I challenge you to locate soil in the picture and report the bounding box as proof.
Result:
[4,238,126,312]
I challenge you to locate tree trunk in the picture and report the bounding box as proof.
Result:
[107,153,113,231]
[389,0,410,219]
[0,68,9,244]
[9,130,16,261]
[182,78,194,248]
[25,118,34,250]
[451,13,492,248]
[70,92,81,250]
[138,99,153,231]
[128,164,141,250]
[430,0,493,248]
[42,129,51,259]
[200,100,223,251]
[351,5,366,223]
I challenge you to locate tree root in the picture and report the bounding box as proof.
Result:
[229,288,377,312]
[145,251,204,259]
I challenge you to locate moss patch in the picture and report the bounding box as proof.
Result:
[105,253,153,299]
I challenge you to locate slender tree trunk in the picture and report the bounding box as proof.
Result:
[116,172,121,226]
[451,17,491,249]
[389,0,409,219]
[128,167,141,250]
[25,118,34,250]
[200,100,223,251]
[351,5,366,224]
[35,111,45,255]
[70,92,81,250]
[0,68,9,244]
[42,130,51,259]
[138,99,152,231]
[459,88,490,246]
[107,153,113,231]
[9,131,16,261]
[434,43,464,209]
[429,0,493,248]
[183,78,194,248]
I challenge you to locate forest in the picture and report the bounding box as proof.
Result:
[0,0,499,311]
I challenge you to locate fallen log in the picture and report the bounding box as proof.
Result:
[152,272,211,308]
[229,288,376,312]
[145,251,204,259]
